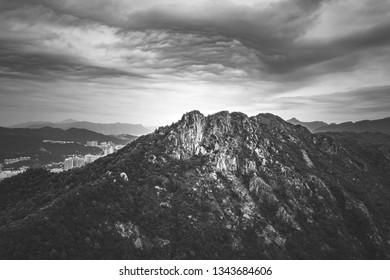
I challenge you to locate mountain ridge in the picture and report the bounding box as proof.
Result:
[0,126,137,166]
[1,111,389,259]
[10,121,152,136]
[287,116,390,135]
[314,117,390,135]
[0,126,136,144]
[286,118,328,132]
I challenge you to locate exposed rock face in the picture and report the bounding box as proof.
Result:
[1,111,390,259]
[166,111,206,160]
[152,111,390,258]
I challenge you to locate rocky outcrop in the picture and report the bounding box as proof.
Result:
[150,111,390,258]
[1,111,390,259]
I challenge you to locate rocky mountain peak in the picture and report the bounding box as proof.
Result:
[254,113,291,129]
[166,111,310,162]
[1,111,390,259]
[180,110,205,124]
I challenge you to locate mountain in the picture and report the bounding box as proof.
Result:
[0,126,136,145]
[314,117,390,135]
[286,118,328,132]
[11,121,152,136]
[9,121,52,128]
[56,119,79,124]
[1,111,390,259]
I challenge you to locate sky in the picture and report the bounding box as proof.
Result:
[1,0,390,126]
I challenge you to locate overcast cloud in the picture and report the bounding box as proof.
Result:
[0,0,390,126]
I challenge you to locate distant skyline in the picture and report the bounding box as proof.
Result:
[1,0,390,127]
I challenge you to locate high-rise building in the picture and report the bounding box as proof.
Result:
[0,170,20,181]
[73,157,85,168]
[64,157,74,171]
[86,141,98,147]
[64,156,85,170]
[84,154,101,164]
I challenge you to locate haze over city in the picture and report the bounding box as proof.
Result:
[1,0,390,127]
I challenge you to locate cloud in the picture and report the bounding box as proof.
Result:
[269,85,390,122]
[0,44,146,82]
[0,2,265,82]
[265,20,390,75]
[2,1,389,69]
[5,0,385,83]
[0,0,330,62]
[0,0,390,126]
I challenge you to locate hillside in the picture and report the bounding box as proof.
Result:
[0,111,390,259]
[314,117,390,135]
[0,126,137,166]
[0,126,136,145]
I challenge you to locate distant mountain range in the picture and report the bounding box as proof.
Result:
[286,118,329,132]
[10,120,153,136]
[0,126,137,165]
[0,126,136,145]
[314,117,390,135]
[287,117,390,135]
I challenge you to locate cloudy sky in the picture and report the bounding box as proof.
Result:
[1,0,390,126]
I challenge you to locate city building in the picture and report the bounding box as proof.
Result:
[86,140,98,147]
[101,142,116,155]
[0,171,13,181]
[64,157,74,171]
[109,146,115,154]
[43,140,74,144]
[73,157,85,168]
[64,156,90,171]
[50,168,63,173]
[115,145,125,151]
[0,168,26,182]
[4,157,31,165]
[84,154,101,164]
